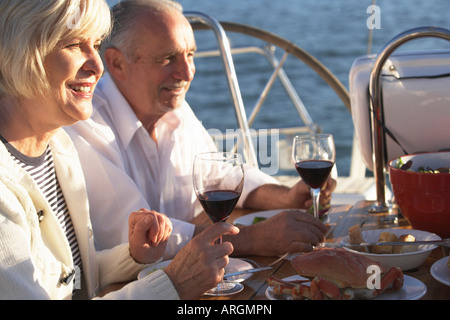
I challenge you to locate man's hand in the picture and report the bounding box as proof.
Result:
[243,177,337,210]
[226,209,327,256]
[164,222,239,299]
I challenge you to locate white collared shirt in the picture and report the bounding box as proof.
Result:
[66,73,278,251]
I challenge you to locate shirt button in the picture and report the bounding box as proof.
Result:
[37,210,44,223]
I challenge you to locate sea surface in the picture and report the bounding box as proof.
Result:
[107,0,450,176]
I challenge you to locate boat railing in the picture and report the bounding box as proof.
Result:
[196,44,319,133]
[367,27,450,212]
[185,11,374,202]
[184,11,259,166]
[192,43,318,170]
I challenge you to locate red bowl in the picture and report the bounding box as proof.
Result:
[389,152,450,238]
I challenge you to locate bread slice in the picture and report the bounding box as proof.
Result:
[348,224,369,252]
[372,232,398,254]
[393,234,417,253]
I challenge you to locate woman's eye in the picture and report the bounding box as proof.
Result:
[64,42,101,51]
[66,43,81,49]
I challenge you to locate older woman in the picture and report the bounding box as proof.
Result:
[0,0,238,300]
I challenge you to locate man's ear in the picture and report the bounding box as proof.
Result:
[104,47,128,81]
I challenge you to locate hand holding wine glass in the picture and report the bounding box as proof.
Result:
[192,151,244,296]
[292,134,335,220]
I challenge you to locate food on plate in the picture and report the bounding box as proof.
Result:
[395,157,450,173]
[348,225,417,254]
[252,217,267,224]
[348,224,369,253]
[417,166,450,173]
[372,231,400,254]
[307,202,330,219]
[267,248,403,300]
[146,266,165,276]
[393,234,416,254]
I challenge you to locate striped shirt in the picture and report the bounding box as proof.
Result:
[3,140,82,288]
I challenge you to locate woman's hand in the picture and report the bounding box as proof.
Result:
[128,209,173,264]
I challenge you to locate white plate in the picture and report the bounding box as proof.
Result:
[233,209,298,226]
[265,275,426,300]
[265,275,308,300]
[138,258,253,282]
[138,260,171,280]
[340,228,440,270]
[431,256,450,286]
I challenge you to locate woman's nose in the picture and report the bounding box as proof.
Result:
[82,48,104,76]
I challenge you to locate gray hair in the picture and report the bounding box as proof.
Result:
[107,0,183,61]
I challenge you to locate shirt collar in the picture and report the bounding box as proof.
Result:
[96,73,183,148]
[95,73,143,149]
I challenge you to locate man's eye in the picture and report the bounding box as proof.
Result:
[155,57,172,65]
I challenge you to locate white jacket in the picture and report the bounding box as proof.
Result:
[0,129,179,300]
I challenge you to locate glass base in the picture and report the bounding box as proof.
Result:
[204,281,244,296]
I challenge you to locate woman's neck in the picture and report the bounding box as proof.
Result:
[0,95,54,157]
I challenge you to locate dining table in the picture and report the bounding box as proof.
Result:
[101,200,449,300]
[191,200,450,300]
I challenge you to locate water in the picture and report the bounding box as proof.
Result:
[107,0,450,176]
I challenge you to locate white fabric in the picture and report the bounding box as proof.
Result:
[66,73,279,251]
[0,129,179,299]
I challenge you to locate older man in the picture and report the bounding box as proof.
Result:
[66,0,333,256]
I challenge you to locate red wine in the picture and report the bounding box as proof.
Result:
[295,160,333,189]
[198,190,241,223]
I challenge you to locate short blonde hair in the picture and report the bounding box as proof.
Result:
[0,0,112,98]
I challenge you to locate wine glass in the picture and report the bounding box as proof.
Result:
[192,151,245,296]
[292,134,335,220]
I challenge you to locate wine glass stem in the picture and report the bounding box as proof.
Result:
[311,187,321,219]
[213,232,227,294]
